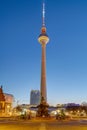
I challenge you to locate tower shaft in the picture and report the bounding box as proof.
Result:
[40,43,47,102]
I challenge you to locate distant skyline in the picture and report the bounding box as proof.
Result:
[0,0,87,105]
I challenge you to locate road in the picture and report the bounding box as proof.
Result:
[0,119,87,130]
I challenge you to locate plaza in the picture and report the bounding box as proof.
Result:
[0,119,87,130]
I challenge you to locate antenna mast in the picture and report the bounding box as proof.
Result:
[42,1,45,26]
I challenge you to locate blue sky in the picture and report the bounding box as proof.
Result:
[0,0,87,105]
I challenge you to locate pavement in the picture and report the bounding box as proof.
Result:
[0,118,87,130]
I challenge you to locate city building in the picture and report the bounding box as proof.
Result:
[30,90,40,105]
[0,86,5,113]
[4,93,14,115]
[0,86,14,116]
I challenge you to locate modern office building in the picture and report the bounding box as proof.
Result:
[30,90,40,105]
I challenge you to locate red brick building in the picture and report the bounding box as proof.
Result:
[0,86,14,116]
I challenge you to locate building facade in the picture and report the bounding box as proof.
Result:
[30,90,40,105]
[0,86,5,113]
[4,93,14,115]
[0,86,14,116]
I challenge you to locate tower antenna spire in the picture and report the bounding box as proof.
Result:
[42,1,45,26]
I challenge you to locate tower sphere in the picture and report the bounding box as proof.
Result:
[38,26,49,44]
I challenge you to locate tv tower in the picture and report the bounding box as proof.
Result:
[38,2,49,102]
